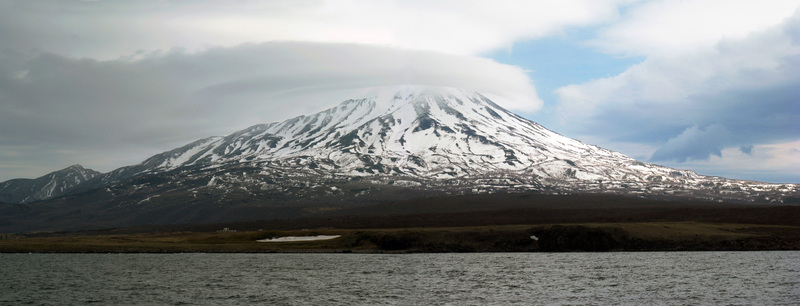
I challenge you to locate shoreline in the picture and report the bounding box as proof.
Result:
[3,222,798,253]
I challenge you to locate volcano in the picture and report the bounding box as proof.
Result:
[1,86,797,232]
[81,86,795,202]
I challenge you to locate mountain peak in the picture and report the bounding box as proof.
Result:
[344,85,489,114]
[101,86,628,180]
[64,164,85,171]
[0,164,101,203]
[353,85,472,100]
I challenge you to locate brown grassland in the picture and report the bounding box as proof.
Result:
[2,194,799,253]
[0,222,798,253]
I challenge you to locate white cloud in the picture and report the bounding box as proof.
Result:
[592,0,800,56]
[0,0,626,59]
[549,5,800,184]
[557,24,800,123]
[555,8,800,146]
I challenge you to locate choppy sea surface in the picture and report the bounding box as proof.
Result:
[1,251,798,305]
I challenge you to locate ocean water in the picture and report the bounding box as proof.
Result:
[1,252,798,305]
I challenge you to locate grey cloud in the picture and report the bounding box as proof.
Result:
[739,145,754,155]
[650,125,730,162]
[587,69,800,149]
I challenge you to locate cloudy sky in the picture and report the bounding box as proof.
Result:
[1,0,799,183]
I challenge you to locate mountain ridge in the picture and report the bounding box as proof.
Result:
[0,164,101,203]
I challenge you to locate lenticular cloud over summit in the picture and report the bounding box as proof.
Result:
[0,42,541,181]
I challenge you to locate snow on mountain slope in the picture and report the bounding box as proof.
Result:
[0,164,101,203]
[135,86,625,175]
[87,85,796,203]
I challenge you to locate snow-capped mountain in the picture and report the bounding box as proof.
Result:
[2,86,798,233]
[0,164,101,203]
[68,86,796,204]
[4,86,798,206]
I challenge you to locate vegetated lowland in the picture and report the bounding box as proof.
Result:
[1,193,799,253]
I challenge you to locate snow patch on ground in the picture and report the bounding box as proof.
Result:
[257,235,342,242]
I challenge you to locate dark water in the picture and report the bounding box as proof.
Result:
[1,252,798,305]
